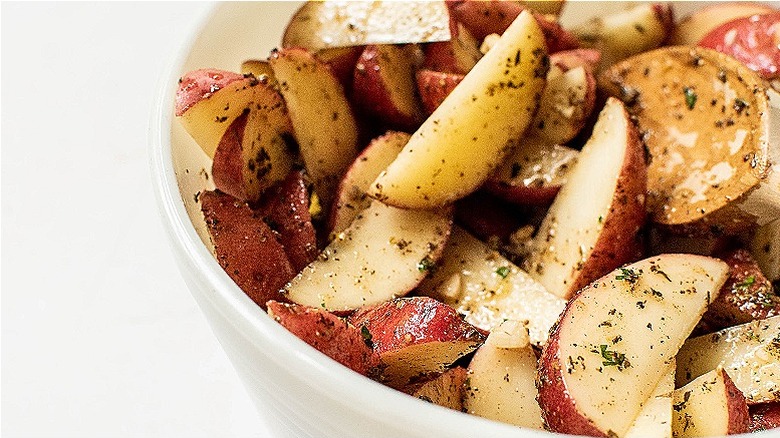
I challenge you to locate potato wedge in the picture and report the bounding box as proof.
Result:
[282,1,450,51]
[270,48,360,209]
[404,367,467,411]
[369,10,548,209]
[415,69,464,116]
[416,227,565,347]
[284,200,452,312]
[601,46,780,234]
[624,361,675,438]
[199,190,295,309]
[751,219,780,282]
[329,131,409,237]
[671,368,750,437]
[266,301,381,377]
[537,254,729,437]
[523,98,647,299]
[676,316,780,405]
[349,297,484,389]
[464,323,543,430]
[573,3,673,70]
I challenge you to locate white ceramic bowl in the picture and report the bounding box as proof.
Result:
[151,2,780,437]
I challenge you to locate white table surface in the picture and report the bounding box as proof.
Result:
[3,3,272,437]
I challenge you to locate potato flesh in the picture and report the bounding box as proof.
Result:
[676,316,780,404]
[464,343,543,429]
[282,1,451,51]
[369,11,548,208]
[284,200,451,312]
[671,369,744,437]
[524,98,631,299]
[556,255,728,437]
[416,227,565,347]
[624,361,675,438]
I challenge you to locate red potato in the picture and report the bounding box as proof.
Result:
[671,368,750,437]
[404,367,467,411]
[211,83,297,203]
[550,48,601,71]
[422,20,482,75]
[701,249,780,331]
[315,46,364,94]
[485,140,578,206]
[537,254,730,437]
[199,190,295,309]
[415,69,464,116]
[281,1,451,51]
[523,98,646,300]
[266,301,381,377]
[448,1,579,53]
[269,48,360,210]
[750,402,780,432]
[284,200,452,312]
[676,316,780,405]
[176,69,265,159]
[348,297,485,389]
[573,3,674,70]
[453,192,527,242]
[672,2,777,46]
[329,131,409,236]
[352,44,424,132]
[255,170,318,273]
[698,12,780,80]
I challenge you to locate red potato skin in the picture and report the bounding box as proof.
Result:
[348,297,485,356]
[653,3,676,46]
[255,170,318,273]
[701,249,779,331]
[723,368,752,435]
[566,103,647,295]
[175,69,247,117]
[211,111,249,201]
[352,45,424,132]
[315,46,363,95]
[550,49,602,71]
[454,191,528,241]
[421,17,480,75]
[750,403,780,432]
[448,1,579,53]
[537,318,609,437]
[266,301,381,377]
[200,190,295,309]
[483,179,561,206]
[415,69,464,116]
[698,12,780,80]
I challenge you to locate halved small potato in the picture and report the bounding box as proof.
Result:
[676,316,780,405]
[537,254,730,437]
[369,11,548,209]
[601,46,780,234]
[283,200,452,312]
[282,1,450,51]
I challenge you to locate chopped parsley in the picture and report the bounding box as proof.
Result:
[360,325,373,347]
[684,87,697,110]
[495,266,510,279]
[616,267,640,284]
[600,344,630,369]
[417,256,435,272]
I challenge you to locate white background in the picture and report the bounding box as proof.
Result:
[2,3,271,436]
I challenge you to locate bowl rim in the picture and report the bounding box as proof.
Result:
[148,3,780,438]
